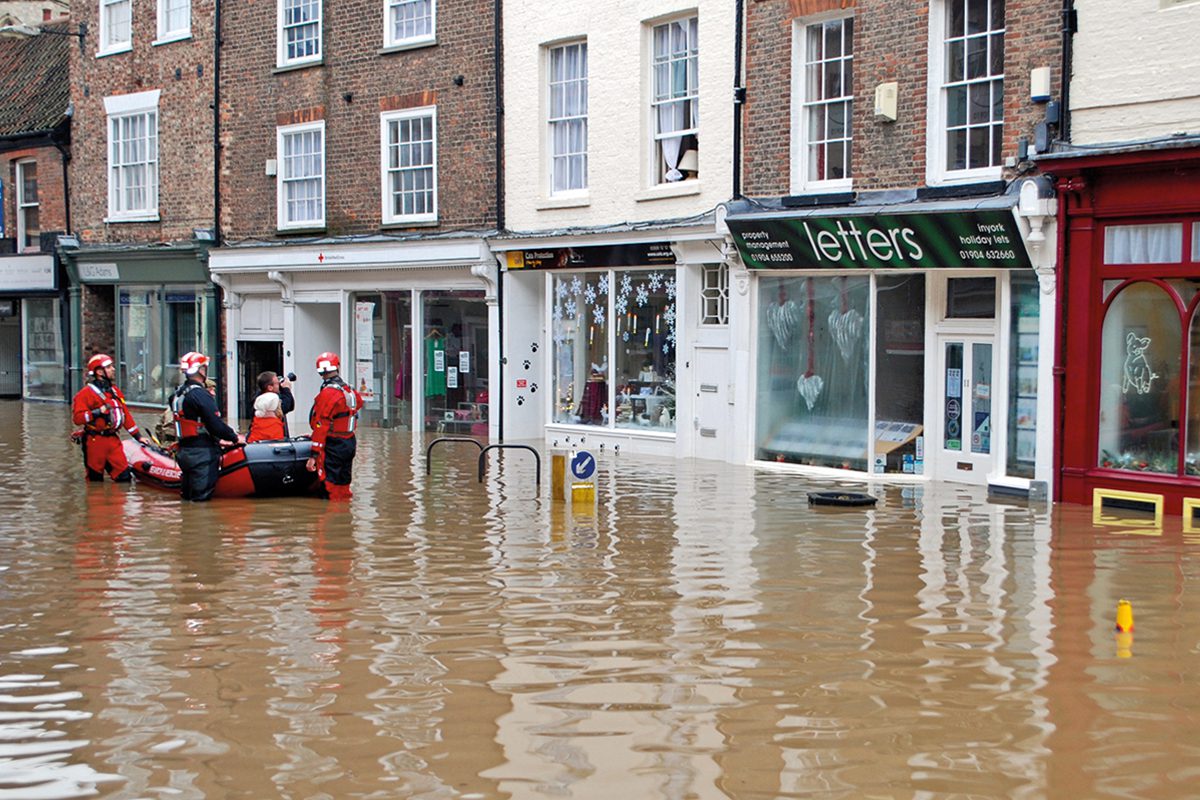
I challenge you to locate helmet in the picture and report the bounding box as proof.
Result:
[86,353,114,374]
[179,351,210,376]
[316,352,340,375]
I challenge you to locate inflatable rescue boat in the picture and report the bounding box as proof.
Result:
[123,438,323,498]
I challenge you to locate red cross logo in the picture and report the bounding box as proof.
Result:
[318,253,325,263]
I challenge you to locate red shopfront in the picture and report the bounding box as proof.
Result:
[1046,144,1200,515]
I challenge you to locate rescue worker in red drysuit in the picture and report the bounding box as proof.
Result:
[172,352,240,502]
[71,353,146,482]
[305,352,362,501]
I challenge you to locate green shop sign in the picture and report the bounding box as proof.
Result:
[727,209,1032,270]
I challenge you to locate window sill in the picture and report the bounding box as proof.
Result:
[536,194,591,210]
[381,218,439,229]
[273,58,324,74]
[925,167,1003,187]
[153,32,192,46]
[790,180,853,196]
[276,225,327,235]
[379,38,437,55]
[96,43,132,59]
[635,180,702,202]
[105,213,160,224]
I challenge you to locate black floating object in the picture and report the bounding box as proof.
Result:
[808,491,877,508]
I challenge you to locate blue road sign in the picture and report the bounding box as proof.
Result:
[571,450,596,480]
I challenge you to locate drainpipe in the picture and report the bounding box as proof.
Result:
[1060,0,1075,143]
[732,0,745,199]
[213,0,223,246]
[494,0,505,441]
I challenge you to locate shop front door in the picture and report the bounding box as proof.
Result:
[934,335,996,484]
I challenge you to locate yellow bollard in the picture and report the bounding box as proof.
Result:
[551,452,566,501]
[1115,599,1134,632]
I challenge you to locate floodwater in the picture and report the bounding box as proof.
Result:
[1,401,1199,799]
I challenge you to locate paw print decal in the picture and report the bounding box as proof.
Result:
[530,383,538,393]
[516,396,526,406]
[530,342,539,352]
[523,359,531,370]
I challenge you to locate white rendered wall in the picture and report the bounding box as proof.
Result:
[1070,0,1200,144]
[503,0,735,231]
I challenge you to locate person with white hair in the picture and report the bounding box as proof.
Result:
[247,390,285,442]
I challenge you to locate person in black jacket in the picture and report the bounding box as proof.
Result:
[172,352,240,502]
[250,370,295,438]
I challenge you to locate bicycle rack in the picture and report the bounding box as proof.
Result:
[477,444,541,487]
[425,437,484,474]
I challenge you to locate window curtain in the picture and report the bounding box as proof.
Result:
[657,103,685,182]
[1104,223,1183,265]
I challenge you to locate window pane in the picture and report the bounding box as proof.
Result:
[1104,223,1184,264]
[1099,282,1181,474]
[118,288,166,405]
[755,276,870,469]
[1008,272,1038,477]
[875,275,925,473]
[947,128,967,171]
[613,269,676,431]
[947,277,995,318]
[552,272,611,425]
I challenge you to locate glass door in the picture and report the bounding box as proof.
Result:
[936,335,996,483]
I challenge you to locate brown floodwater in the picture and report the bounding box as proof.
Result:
[2,400,1199,799]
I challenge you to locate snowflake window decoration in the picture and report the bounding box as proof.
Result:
[552,304,563,323]
[593,305,606,328]
[555,281,569,300]
[649,272,664,291]
[615,294,628,318]
[636,284,650,307]
[564,299,577,319]
[620,273,633,296]
[570,276,583,296]
[665,277,677,299]
[622,331,630,342]
[598,275,609,295]
[584,284,596,306]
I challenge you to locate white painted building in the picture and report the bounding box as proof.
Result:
[496,0,740,460]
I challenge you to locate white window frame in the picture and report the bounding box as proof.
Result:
[547,40,589,197]
[384,0,436,49]
[277,0,323,69]
[379,106,438,225]
[104,90,161,223]
[926,0,1005,185]
[648,15,699,187]
[700,262,728,326]
[15,160,39,253]
[98,0,132,56]
[791,15,854,193]
[155,0,192,44]
[276,120,326,230]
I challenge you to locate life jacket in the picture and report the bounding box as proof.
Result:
[247,414,285,442]
[312,377,360,436]
[172,383,209,440]
[85,381,125,434]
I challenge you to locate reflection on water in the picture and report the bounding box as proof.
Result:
[2,401,1200,798]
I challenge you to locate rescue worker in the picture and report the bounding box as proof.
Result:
[172,352,239,502]
[305,352,362,500]
[246,370,295,442]
[71,353,146,482]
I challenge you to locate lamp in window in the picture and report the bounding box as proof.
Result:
[678,149,699,179]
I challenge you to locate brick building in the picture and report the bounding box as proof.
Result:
[723,0,1063,493]
[0,29,70,400]
[211,0,500,433]
[58,0,220,407]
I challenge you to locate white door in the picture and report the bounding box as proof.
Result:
[691,346,730,461]
[291,302,342,434]
[935,335,996,484]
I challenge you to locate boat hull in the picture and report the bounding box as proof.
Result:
[123,439,323,498]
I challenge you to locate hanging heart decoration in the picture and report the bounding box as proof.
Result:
[828,276,863,363]
[796,276,823,410]
[766,298,799,350]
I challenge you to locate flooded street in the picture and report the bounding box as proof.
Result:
[2,401,1199,799]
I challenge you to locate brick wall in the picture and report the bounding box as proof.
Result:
[1,146,67,250]
[80,282,114,357]
[743,0,1063,196]
[68,0,216,244]
[220,0,498,241]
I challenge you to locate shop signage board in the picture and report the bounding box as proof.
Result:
[0,255,56,292]
[505,242,676,270]
[727,210,1032,270]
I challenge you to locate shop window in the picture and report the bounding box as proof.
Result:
[548,41,588,194]
[386,0,434,48]
[118,287,206,406]
[700,262,728,325]
[157,0,190,42]
[421,291,487,434]
[1007,271,1039,477]
[277,121,325,229]
[552,273,609,425]
[22,298,64,401]
[100,0,132,54]
[794,17,853,190]
[756,275,870,469]
[352,292,412,429]
[1098,282,1180,474]
[930,0,1004,181]
[550,269,677,430]
[946,276,995,318]
[875,275,925,473]
[1193,223,1200,261]
[278,0,321,68]
[381,107,437,224]
[650,16,699,185]
[1104,223,1183,264]
[16,161,38,253]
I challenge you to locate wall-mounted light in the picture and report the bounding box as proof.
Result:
[0,22,87,52]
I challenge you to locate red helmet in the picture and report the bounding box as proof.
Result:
[316,352,340,374]
[179,351,210,376]
[86,353,114,374]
